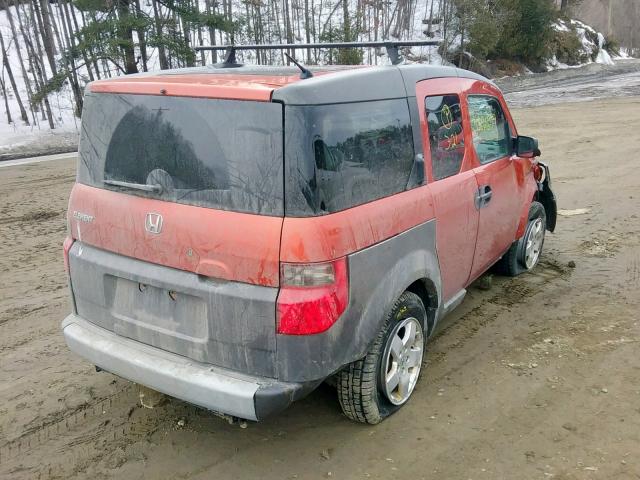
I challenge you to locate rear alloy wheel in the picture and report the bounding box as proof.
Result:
[337,291,426,424]
[382,317,424,405]
[496,201,546,276]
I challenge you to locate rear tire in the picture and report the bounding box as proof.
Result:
[337,292,426,424]
[496,201,546,276]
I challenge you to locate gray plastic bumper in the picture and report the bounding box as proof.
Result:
[62,314,306,421]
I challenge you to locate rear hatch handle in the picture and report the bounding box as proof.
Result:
[104,179,162,193]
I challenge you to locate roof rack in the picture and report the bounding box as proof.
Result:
[195,40,441,67]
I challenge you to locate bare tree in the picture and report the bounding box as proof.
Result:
[24,0,56,127]
[33,0,57,75]
[1,0,35,124]
[152,0,170,69]
[0,28,29,124]
[0,74,12,124]
[116,0,139,74]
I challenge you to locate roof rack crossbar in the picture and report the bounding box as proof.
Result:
[196,40,440,66]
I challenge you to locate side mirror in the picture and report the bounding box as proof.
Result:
[515,135,540,158]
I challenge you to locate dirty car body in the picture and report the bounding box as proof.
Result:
[62,63,557,423]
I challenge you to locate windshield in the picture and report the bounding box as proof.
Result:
[78,93,284,216]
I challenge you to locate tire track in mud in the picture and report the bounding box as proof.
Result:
[0,386,225,480]
[0,384,136,465]
[0,210,61,226]
[626,254,640,286]
[0,173,75,190]
[425,258,572,380]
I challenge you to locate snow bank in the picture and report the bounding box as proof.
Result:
[1,6,80,151]
[548,19,616,70]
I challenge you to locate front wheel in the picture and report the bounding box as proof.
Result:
[337,292,426,424]
[496,201,546,276]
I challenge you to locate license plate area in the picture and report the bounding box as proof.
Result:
[108,276,208,341]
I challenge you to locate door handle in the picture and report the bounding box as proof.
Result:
[475,185,493,209]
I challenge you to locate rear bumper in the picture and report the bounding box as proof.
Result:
[62,314,310,421]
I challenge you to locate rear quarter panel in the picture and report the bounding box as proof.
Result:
[277,219,441,382]
[277,187,441,382]
[280,185,436,263]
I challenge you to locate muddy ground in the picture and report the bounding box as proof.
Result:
[496,58,640,107]
[1,94,639,478]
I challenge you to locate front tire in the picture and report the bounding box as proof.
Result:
[496,201,546,276]
[337,292,426,424]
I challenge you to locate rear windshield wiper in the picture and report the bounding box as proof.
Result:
[103,179,162,193]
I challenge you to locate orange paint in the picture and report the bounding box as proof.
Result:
[88,72,335,101]
[280,186,435,263]
[68,184,283,286]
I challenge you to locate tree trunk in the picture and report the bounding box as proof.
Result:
[134,0,149,71]
[0,76,13,124]
[192,0,205,66]
[58,0,83,116]
[283,0,293,61]
[2,0,34,124]
[204,0,217,63]
[116,0,139,74]
[151,0,169,69]
[0,31,29,124]
[34,0,57,75]
[67,0,95,81]
[426,0,435,36]
[46,0,65,56]
[79,10,102,79]
[25,0,53,123]
[22,30,56,129]
[181,9,194,68]
[304,0,311,62]
[16,1,44,122]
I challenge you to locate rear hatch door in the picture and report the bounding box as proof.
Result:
[68,90,284,377]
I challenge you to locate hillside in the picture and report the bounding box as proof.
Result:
[574,0,638,53]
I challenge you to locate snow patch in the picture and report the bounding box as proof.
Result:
[548,18,618,70]
[596,32,614,66]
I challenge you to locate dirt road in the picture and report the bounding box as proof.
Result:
[498,58,640,107]
[1,96,639,479]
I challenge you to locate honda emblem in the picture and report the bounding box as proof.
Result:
[145,213,163,234]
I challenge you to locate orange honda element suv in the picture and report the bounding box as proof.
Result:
[62,57,556,424]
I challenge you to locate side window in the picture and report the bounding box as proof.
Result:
[284,99,415,216]
[425,95,465,181]
[467,95,511,164]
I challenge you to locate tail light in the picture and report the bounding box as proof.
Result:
[63,236,74,274]
[276,258,348,335]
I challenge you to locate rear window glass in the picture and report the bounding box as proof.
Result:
[78,93,284,216]
[425,95,465,181]
[284,99,415,216]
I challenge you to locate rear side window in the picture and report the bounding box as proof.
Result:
[284,99,415,216]
[467,95,511,164]
[78,93,284,215]
[424,95,465,181]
